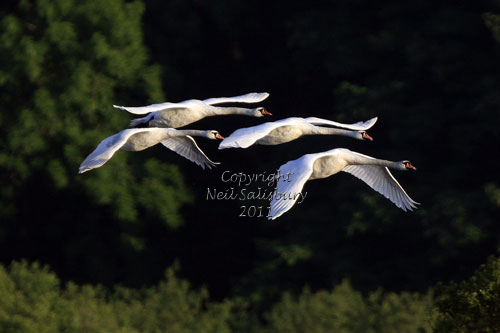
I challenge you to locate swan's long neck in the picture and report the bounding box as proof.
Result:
[347,152,392,167]
[171,129,207,138]
[307,125,356,137]
[207,106,256,116]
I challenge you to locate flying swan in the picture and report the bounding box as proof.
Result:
[219,116,377,149]
[113,92,272,128]
[269,148,419,219]
[79,128,224,173]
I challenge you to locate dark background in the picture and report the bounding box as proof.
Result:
[1,0,500,316]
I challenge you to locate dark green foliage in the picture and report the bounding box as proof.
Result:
[0,261,435,332]
[0,261,233,332]
[435,255,500,332]
[266,280,435,333]
[0,0,192,285]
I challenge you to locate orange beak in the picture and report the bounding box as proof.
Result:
[261,109,272,116]
[406,162,417,170]
[362,132,373,141]
[215,133,224,140]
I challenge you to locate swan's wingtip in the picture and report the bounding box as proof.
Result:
[202,161,221,170]
[366,116,378,128]
[208,162,221,169]
[78,164,96,174]
[251,92,270,101]
[218,143,238,150]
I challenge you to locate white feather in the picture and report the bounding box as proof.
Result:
[304,116,378,131]
[161,136,220,170]
[113,102,188,115]
[203,92,269,105]
[78,128,157,173]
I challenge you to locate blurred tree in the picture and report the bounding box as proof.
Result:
[0,261,234,332]
[434,255,500,332]
[265,280,435,333]
[0,260,437,332]
[0,0,192,286]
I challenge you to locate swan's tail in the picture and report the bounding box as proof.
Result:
[129,114,154,127]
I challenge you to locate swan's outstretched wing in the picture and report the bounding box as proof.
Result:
[113,102,188,115]
[304,117,378,131]
[79,128,153,173]
[341,164,419,211]
[219,118,304,149]
[203,92,269,105]
[161,136,220,170]
[269,153,320,220]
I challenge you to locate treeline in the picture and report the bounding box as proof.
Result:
[2,256,500,332]
[0,260,434,332]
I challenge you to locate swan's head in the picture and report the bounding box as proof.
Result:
[255,107,272,117]
[359,131,373,141]
[207,130,224,140]
[392,160,417,171]
[349,130,373,141]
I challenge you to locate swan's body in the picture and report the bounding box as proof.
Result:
[113,92,271,128]
[219,117,377,149]
[79,128,223,173]
[269,148,418,219]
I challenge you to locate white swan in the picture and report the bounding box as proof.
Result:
[79,128,224,173]
[218,116,377,149]
[269,148,419,219]
[113,92,272,128]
